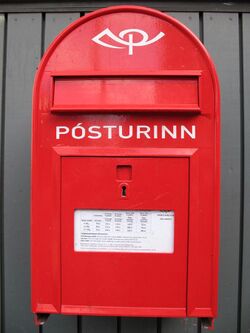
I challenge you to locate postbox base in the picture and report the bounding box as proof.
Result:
[34,313,50,326]
[201,318,215,330]
[34,312,215,331]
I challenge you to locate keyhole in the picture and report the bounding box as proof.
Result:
[122,185,127,197]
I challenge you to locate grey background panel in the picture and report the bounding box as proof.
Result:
[168,12,199,38]
[120,318,157,333]
[203,12,241,333]
[241,13,250,333]
[81,316,118,333]
[0,3,248,333]
[3,13,42,333]
[44,12,80,49]
[162,318,199,333]
[1,1,250,13]
[43,12,80,333]
[0,14,5,332]
[45,314,77,333]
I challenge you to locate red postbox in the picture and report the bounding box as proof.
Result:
[31,5,220,327]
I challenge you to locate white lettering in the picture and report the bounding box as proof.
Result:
[103,125,117,139]
[118,125,133,139]
[88,126,102,139]
[55,124,197,141]
[162,125,177,139]
[56,126,69,139]
[181,125,196,139]
[136,125,151,139]
[72,123,85,139]
[153,125,158,139]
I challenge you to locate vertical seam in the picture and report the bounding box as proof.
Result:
[1,12,7,333]
[41,12,45,57]
[199,12,204,43]
[237,11,244,333]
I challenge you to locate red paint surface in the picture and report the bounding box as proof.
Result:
[31,5,220,320]
[62,157,188,310]
[53,75,199,109]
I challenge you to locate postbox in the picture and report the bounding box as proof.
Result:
[31,5,220,327]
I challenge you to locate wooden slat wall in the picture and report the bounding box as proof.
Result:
[0,14,5,333]
[203,13,241,333]
[0,4,248,333]
[3,14,42,333]
[80,317,118,333]
[241,13,250,333]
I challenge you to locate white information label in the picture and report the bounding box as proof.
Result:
[74,210,174,253]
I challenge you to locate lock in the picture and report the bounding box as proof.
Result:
[121,184,127,197]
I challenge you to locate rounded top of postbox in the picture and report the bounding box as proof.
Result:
[36,5,218,76]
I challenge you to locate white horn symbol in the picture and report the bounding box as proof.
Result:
[92,28,165,55]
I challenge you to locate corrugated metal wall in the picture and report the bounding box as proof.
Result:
[0,2,249,333]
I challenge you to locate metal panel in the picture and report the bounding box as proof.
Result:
[43,12,80,333]
[44,12,80,49]
[162,319,198,333]
[168,12,199,38]
[203,12,241,333]
[241,12,250,333]
[161,12,199,333]
[45,314,77,333]
[3,13,42,333]
[0,13,5,333]
[121,318,157,333]
[0,5,246,333]
[1,1,250,14]
[81,317,118,333]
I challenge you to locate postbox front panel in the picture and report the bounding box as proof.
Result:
[31,5,220,321]
[61,157,188,313]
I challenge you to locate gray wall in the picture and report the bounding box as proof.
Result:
[0,2,249,333]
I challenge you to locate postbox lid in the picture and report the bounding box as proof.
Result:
[33,5,219,111]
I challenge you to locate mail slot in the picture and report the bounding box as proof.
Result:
[51,73,201,112]
[31,5,220,328]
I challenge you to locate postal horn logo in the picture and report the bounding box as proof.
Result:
[92,28,165,55]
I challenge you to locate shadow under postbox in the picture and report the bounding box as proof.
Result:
[31,5,220,328]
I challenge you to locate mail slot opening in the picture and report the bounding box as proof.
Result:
[51,74,201,112]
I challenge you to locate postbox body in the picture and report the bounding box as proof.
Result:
[31,6,220,321]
